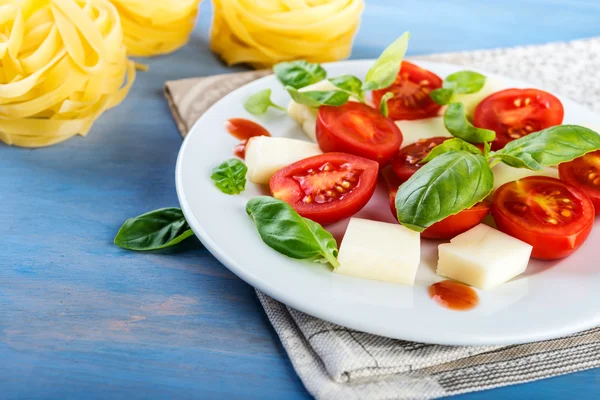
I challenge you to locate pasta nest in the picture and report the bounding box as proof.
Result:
[109,0,199,57]
[0,0,135,148]
[211,0,365,68]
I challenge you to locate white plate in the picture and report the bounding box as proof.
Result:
[176,60,600,346]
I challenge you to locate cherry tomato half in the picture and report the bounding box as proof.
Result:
[371,61,443,121]
[316,102,403,166]
[473,88,564,151]
[381,167,490,240]
[270,153,379,225]
[492,176,594,260]
[391,137,449,182]
[559,150,600,213]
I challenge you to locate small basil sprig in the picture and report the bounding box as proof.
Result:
[420,138,481,163]
[379,92,394,117]
[286,86,350,108]
[115,208,194,251]
[395,151,494,232]
[274,60,327,89]
[362,32,410,91]
[329,75,365,102]
[244,89,285,116]
[431,71,486,105]
[246,196,340,268]
[491,125,600,170]
[211,159,248,195]
[444,103,496,143]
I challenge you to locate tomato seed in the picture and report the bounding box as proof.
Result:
[594,178,600,186]
[524,97,531,106]
[341,181,351,189]
[547,218,558,225]
[561,209,572,217]
[588,172,597,180]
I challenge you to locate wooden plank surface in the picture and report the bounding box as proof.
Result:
[1,1,599,398]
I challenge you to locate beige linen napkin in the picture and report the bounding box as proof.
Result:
[165,38,600,400]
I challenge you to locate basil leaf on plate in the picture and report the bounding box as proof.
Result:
[395,151,494,232]
[444,102,496,143]
[243,89,285,116]
[431,71,486,105]
[115,208,194,251]
[379,92,394,117]
[362,31,410,91]
[211,159,248,195]
[493,125,600,170]
[274,60,327,89]
[430,88,454,105]
[420,138,481,163]
[329,75,365,101]
[286,86,350,108]
[246,196,340,268]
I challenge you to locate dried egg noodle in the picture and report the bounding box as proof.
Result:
[110,0,199,57]
[211,0,364,68]
[0,0,135,147]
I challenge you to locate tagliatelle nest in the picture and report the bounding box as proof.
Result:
[210,0,365,68]
[109,0,199,57]
[0,0,135,148]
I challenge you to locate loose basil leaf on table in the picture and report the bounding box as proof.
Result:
[329,75,365,102]
[379,92,394,117]
[431,71,486,105]
[286,86,350,108]
[243,89,285,116]
[420,138,482,163]
[444,102,496,143]
[492,125,600,170]
[211,159,248,195]
[246,196,340,268]
[395,151,494,232]
[362,31,410,91]
[114,208,194,251]
[273,60,327,89]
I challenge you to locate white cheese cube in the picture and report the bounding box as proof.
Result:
[454,76,506,117]
[437,224,532,290]
[336,218,421,286]
[245,136,322,184]
[492,162,558,192]
[395,116,452,147]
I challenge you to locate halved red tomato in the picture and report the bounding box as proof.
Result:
[381,167,490,239]
[316,102,403,165]
[473,88,564,150]
[270,153,379,225]
[371,61,443,121]
[559,150,600,213]
[391,137,449,182]
[492,176,594,260]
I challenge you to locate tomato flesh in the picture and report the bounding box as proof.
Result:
[492,176,594,260]
[559,150,600,213]
[391,137,449,182]
[473,88,564,150]
[382,167,490,239]
[270,153,379,225]
[372,61,443,121]
[316,102,403,165]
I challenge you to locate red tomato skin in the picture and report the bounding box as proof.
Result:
[316,102,403,166]
[558,152,600,213]
[270,152,379,225]
[491,177,595,260]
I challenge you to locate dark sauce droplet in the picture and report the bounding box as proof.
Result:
[428,280,479,311]
[225,118,271,159]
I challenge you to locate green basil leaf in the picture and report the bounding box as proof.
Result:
[444,70,486,94]
[243,89,285,116]
[273,60,327,89]
[494,125,600,169]
[379,92,394,117]
[211,159,248,195]
[483,141,491,159]
[246,196,340,268]
[430,88,454,105]
[420,138,481,163]
[362,32,410,91]
[114,208,194,251]
[444,102,496,143]
[286,86,350,108]
[329,75,364,101]
[395,151,494,232]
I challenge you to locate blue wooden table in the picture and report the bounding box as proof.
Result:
[2,1,599,399]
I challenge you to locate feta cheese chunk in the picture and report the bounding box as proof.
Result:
[336,218,421,286]
[454,76,506,117]
[437,224,533,290]
[395,117,452,147]
[245,136,322,184]
[492,162,558,193]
